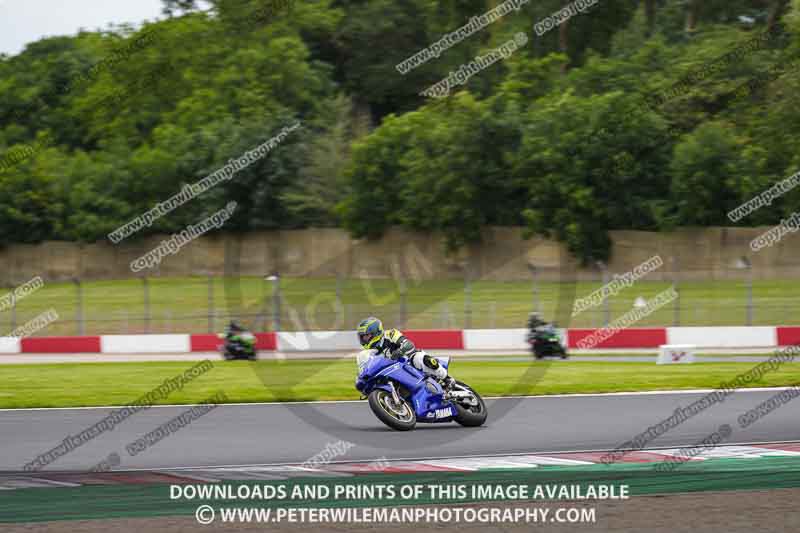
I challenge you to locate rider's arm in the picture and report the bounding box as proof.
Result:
[385,328,416,360]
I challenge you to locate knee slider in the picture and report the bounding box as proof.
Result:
[422,355,439,370]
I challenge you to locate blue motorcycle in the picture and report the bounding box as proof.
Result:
[355,350,487,431]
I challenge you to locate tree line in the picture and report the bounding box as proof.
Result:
[0,0,797,263]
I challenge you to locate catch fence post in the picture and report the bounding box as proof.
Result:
[271,274,281,332]
[598,262,610,327]
[529,265,541,315]
[10,287,16,332]
[142,277,150,333]
[207,275,214,333]
[464,273,472,330]
[337,273,346,331]
[735,257,753,326]
[672,257,680,327]
[399,275,407,329]
[74,278,84,335]
[746,267,753,326]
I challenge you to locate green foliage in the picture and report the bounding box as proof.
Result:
[0,0,799,265]
[281,95,366,226]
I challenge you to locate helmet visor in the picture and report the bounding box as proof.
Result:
[359,332,374,347]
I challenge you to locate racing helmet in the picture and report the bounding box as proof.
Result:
[528,312,545,329]
[357,317,384,350]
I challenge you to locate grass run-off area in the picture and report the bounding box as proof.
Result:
[2,358,799,409]
[2,275,800,335]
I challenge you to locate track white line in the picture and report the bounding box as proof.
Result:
[2,386,798,412]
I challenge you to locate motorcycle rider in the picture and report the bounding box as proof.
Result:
[526,313,565,357]
[357,317,455,388]
[526,312,547,343]
[527,312,550,344]
[221,320,256,359]
[527,312,545,332]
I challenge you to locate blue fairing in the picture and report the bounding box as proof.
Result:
[356,355,456,422]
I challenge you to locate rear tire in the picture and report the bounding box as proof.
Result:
[368,389,416,431]
[452,381,487,427]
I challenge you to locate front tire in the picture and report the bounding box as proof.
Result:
[452,381,488,427]
[368,389,416,431]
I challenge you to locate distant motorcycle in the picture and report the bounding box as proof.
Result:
[217,331,257,360]
[528,326,568,359]
[355,350,487,431]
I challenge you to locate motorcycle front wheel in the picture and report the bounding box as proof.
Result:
[452,381,488,427]
[368,389,416,431]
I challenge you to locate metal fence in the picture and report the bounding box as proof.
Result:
[1,266,799,336]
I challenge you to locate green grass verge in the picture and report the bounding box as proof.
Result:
[2,359,800,409]
[3,275,800,335]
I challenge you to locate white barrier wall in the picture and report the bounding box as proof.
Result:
[666,327,776,348]
[101,334,191,354]
[276,331,360,352]
[463,328,567,350]
[0,326,787,356]
[463,329,529,350]
[0,337,20,353]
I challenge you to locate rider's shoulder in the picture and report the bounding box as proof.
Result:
[384,328,403,342]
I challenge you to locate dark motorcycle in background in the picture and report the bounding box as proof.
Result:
[217,323,257,360]
[528,325,568,359]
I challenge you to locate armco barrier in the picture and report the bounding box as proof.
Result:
[463,329,529,351]
[777,327,800,346]
[567,328,668,349]
[667,326,776,348]
[2,327,797,355]
[404,330,464,350]
[190,332,277,351]
[254,332,278,351]
[276,330,462,351]
[21,336,101,353]
[0,337,20,354]
[190,334,221,352]
[101,334,190,354]
[277,331,356,352]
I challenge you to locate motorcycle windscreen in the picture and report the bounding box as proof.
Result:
[357,349,380,373]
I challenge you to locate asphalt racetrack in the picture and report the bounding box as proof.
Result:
[3,389,800,472]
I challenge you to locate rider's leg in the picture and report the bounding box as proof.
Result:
[410,352,448,381]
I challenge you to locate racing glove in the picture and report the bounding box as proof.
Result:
[389,337,416,360]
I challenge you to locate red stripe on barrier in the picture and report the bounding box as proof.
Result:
[190,334,221,352]
[404,330,464,350]
[567,328,667,349]
[776,327,800,346]
[255,332,277,350]
[21,336,101,354]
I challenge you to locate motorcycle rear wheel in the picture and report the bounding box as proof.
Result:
[368,390,417,431]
